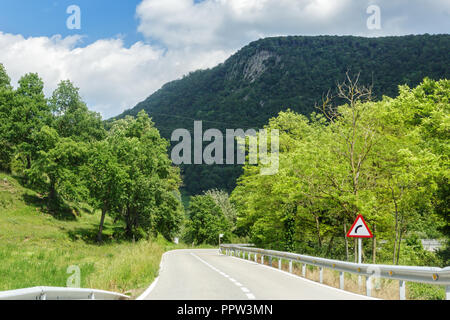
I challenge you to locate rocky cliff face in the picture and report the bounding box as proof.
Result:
[243,50,281,83]
[115,34,450,195]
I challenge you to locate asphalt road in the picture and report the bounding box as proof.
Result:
[141,249,372,300]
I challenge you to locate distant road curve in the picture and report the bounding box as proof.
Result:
[140,249,373,300]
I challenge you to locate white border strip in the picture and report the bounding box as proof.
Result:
[136,249,221,300]
[223,253,378,300]
[136,251,171,300]
[190,252,257,300]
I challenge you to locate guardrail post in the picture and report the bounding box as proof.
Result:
[319,267,323,284]
[217,244,448,301]
[399,280,406,300]
[366,276,372,297]
[89,292,95,300]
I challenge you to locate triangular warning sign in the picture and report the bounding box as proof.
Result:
[347,214,373,238]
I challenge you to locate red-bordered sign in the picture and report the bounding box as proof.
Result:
[346,214,373,238]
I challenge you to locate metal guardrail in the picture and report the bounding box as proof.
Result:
[0,287,130,300]
[220,244,450,300]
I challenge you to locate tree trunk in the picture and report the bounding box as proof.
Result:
[326,234,335,257]
[125,206,132,238]
[97,206,107,243]
[26,155,31,170]
[48,177,58,210]
[372,224,377,264]
[396,219,405,265]
[284,214,295,252]
[392,188,399,265]
[362,242,366,262]
[354,238,358,263]
[315,214,322,248]
[48,178,56,201]
[344,223,349,261]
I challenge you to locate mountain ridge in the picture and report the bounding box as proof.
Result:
[115,34,450,195]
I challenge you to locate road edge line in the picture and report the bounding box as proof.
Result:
[222,252,379,300]
[136,251,168,300]
[136,248,218,300]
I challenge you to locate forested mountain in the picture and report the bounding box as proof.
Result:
[116,34,450,195]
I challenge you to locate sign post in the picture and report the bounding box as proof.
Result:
[346,214,373,289]
[358,238,362,264]
[219,233,224,253]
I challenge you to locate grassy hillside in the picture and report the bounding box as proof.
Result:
[116,34,450,195]
[0,172,183,298]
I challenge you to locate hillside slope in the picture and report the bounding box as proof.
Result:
[117,35,450,194]
[0,172,169,298]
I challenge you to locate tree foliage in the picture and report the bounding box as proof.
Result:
[231,78,448,266]
[117,35,450,195]
[183,194,232,245]
[0,65,184,242]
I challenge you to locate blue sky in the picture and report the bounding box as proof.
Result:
[0,0,144,47]
[0,0,448,118]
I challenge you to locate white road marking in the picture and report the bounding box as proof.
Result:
[137,251,169,300]
[190,252,256,300]
[222,252,378,300]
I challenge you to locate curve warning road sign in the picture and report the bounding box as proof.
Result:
[346,214,373,238]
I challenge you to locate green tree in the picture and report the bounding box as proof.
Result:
[204,189,237,229]
[0,64,14,171]
[184,195,231,245]
[107,111,184,241]
[8,73,52,173]
[84,141,128,242]
[27,127,89,211]
[231,78,448,266]
[49,80,105,142]
[0,63,11,89]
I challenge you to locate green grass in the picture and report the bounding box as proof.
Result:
[4,172,441,300]
[0,172,191,299]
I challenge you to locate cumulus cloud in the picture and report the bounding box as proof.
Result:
[136,0,450,50]
[0,32,229,118]
[0,0,448,118]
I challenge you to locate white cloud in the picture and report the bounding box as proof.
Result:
[0,0,448,118]
[0,32,230,118]
[136,0,449,51]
